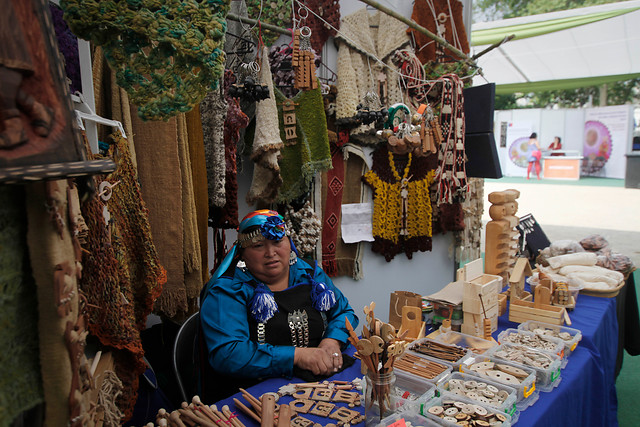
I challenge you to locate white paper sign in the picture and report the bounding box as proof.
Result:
[341,202,374,243]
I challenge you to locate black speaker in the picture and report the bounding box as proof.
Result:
[463,83,503,179]
[517,213,551,266]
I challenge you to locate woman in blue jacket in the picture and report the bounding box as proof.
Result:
[200,210,358,397]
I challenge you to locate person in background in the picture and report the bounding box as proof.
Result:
[200,210,358,400]
[548,136,564,156]
[526,132,542,180]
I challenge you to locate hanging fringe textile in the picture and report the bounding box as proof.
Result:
[435,74,468,205]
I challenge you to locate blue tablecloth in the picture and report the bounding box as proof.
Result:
[216,291,619,426]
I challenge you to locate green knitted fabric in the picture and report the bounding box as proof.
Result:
[245,0,291,46]
[60,0,230,121]
[0,186,44,426]
[275,85,332,203]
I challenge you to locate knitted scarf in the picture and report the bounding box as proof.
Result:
[275,84,332,203]
[209,76,248,229]
[201,85,228,209]
[60,0,230,121]
[177,114,204,310]
[363,146,437,261]
[185,106,210,283]
[0,186,43,426]
[247,46,284,206]
[80,133,165,420]
[408,0,469,64]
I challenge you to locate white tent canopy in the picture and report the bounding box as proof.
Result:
[471,0,640,94]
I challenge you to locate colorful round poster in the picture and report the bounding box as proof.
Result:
[583,120,612,167]
[508,136,531,168]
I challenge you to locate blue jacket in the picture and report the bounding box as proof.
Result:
[200,258,359,378]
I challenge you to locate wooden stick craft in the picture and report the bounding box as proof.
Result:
[346,303,408,422]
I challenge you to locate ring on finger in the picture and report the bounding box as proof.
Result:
[332,352,340,357]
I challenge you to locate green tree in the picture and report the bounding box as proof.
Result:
[476,0,640,108]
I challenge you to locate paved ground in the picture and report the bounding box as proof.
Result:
[481,178,640,267]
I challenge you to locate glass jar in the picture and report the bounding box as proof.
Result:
[364,370,397,426]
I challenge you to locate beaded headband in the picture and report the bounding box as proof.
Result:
[237,211,287,248]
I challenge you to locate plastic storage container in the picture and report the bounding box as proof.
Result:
[406,337,473,370]
[486,342,562,392]
[436,372,519,423]
[421,394,513,426]
[497,328,568,368]
[433,330,498,355]
[375,411,442,427]
[395,353,453,389]
[517,319,582,357]
[459,353,538,410]
[392,371,437,413]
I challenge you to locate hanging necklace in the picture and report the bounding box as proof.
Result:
[388,151,413,236]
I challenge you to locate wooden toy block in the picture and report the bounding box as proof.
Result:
[508,299,566,325]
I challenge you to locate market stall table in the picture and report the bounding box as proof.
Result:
[215,289,620,426]
[541,150,582,180]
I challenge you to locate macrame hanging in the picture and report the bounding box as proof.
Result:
[435,74,468,205]
[60,0,231,121]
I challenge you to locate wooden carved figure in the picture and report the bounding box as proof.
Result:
[484,189,520,282]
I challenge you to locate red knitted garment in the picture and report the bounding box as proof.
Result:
[306,0,340,54]
[80,133,166,420]
[408,0,469,63]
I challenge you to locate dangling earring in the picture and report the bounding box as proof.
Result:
[289,251,298,266]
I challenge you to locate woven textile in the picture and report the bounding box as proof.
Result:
[0,187,43,426]
[210,72,249,229]
[335,8,410,145]
[408,0,469,64]
[130,111,187,317]
[177,114,204,307]
[321,141,344,275]
[283,200,322,257]
[457,177,483,263]
[275,84,332,203]
[435,74,468,205]
[80,133,165,419]
[201,86,228,208]
[247,46,284,206]
[91,47,138,170]
[306,0,340,53]
[185,106,210,283]
[25,181,76,426]
[363,146,437,261]
[60,0,230,121]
